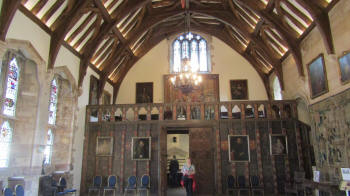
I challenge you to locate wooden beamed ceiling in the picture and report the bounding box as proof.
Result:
[0,0,339,102]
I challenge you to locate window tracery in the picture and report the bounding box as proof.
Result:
[3,58,20,117]
[43,129,54,164]
[0,121,12,168]
[48,79,58,125]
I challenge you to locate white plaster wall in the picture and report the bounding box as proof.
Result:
[54,46,81,84]
[72,67,99,194]
[281,0,350,105]
[117,37,268,104]
[7,11,50,63]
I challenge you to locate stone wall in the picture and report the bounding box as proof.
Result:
[309,88,350,182]
[0,40,78,195]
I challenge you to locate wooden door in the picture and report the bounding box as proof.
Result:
[189,128,215,195]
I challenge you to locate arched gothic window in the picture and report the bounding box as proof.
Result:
[3,57,20,116]
[273,77,282,100]
[44,129,54,164]
[48,79,58,125]
[0,121,12,168]
[171,32,210,73]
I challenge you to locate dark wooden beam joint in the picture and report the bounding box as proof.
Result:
[0,0,22,41]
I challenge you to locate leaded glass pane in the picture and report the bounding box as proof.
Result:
[173,40,181,73]
[48,79,58,125]
[199,40,208,72]
[3,58,20,116]
[191,40,199,72]
[0,121,12,168]
[44,129,53,164]
[182,40,189,59]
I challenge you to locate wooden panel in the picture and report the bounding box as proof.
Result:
[189,128,215,195]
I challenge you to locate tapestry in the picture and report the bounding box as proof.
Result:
[164,74,219,103]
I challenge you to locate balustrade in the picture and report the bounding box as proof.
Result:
[87,100,297,123]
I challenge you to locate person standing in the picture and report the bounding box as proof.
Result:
[169,155,179,186]
[181,158,196,196]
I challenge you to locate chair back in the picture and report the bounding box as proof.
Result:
[237,176,246,188]
[93,176,102,187]
[3,187,13,196]
[59,177,67,188]
[141,175,150,188]
[108,175,117,187]
[227,175,235,188]
[15,184,25,196]
[250,176,260,187]
[128,176,137,188]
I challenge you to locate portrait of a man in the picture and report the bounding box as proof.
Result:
[136,83,153,103]
[132,137,151,160]
[228,135,250,162]
[307,54,328,99]
[96,137,113,156]
[270,135,288,155]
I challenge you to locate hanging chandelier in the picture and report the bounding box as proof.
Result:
[170,1,202,94]
[170,57,202,94]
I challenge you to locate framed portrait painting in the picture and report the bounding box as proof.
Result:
[228,135,250,162]
[136,82,153,103]
[338,51,350,84]
[230,80,248,100]
[96,136,114,156]
[307,54,329,99]
[270,135,288,155]
[132,137,151,160]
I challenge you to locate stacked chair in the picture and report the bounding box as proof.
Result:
[137,175,150,196]
[88,176,103,196]
[3,187,13,196]
[124,175,150,196]
[124,176,137,196]
[56,177,77,195]
[237,176,250,196]
[2,184,24,196]
[250,176,264,196]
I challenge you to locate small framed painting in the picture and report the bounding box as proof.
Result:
[338,51,350,84]
[307,54,329,99]
[228,135,250,162]
[132,137,151,160]
[136,82,153,103]
[96,136,114,156]
[230,80,248,100]
[270,135,288,155]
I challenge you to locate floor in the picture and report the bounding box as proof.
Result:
[167,187,186,196]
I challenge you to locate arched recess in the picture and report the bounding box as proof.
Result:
[45,66,78,173]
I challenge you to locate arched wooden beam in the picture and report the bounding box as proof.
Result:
[0,0,22,41]
[78,0,151,88]
[112,24,272,101]
[235,0,304,77]
[294,0,335,54]
[47,0,92,69]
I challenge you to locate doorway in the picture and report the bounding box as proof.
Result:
[161,127,215,196]
[166,130,189,195]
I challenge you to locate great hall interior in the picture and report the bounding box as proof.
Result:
[0,0,350,195]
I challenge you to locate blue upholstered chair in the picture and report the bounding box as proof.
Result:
[137,175,150,196]
[124,176,137,196]
[237,176,250,196]
[250,176,264,196]
[88,176,102,196]
[56,177,77,195]
[15,184,25,196]
[103,175,117,196]
[3,187,13,196]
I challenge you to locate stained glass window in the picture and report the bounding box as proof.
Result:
[48,79,58,125]
[44,129,54,164]
[171,32,209,73]
[0,121,12,168]
[3,58,20,116]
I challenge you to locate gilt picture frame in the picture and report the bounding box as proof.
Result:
[270,134,288,155]
[338,50,350,84]
[132,137,151,161]
[228,135,250,162]
[307,54,329,99]
[96,136,114,156]
[230,80,248,100]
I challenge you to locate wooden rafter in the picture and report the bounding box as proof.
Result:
[0,0,22,41]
